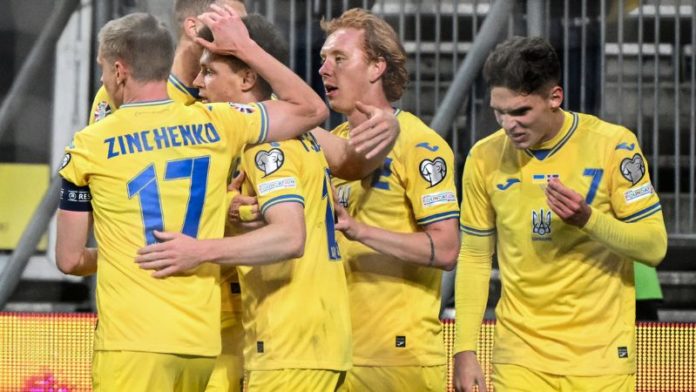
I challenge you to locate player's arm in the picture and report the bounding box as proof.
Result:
[311,102,399,180]
[581,207,666,266]
[197,5,327,141]
[135,202,305,278]
[452,233,494,392]
[545,178,667,266]
[55,179,97,276]
[335,205,459,270]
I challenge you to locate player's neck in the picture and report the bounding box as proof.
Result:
[122,80,169,104]
[170,39,202,87]
[542,108,567,143]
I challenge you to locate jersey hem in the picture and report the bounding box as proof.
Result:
[244,361,352,372]
[95,342,220,357]
[351,356,446,367]
[491,358,636,377]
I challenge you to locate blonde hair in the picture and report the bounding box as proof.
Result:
[321,8,408,102]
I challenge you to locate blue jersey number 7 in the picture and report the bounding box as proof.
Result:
[127,156,210,245]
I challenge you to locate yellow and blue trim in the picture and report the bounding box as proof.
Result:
[620,202,662,223]
[416,210,460,225]
[460,224,496,237]
[168,74,199,100]
[260,194,304,215]
[525,112,579,161]
[119,99,173,109]
[256,102,269,143]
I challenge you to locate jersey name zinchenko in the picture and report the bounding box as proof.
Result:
[104,122,221,159]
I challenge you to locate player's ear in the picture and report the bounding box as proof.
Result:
[547,85,564,110]
[183,17,198,40]
[368,56,387,84]
[114,60,127,85]
[240,67,257,92]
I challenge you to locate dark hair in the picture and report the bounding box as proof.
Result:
[321,8,408,102]
[198,14,288,98]
[99,13,174,82]
[483,36,561,95]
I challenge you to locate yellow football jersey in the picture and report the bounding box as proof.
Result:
[89,74,198,124]
[237,133,352,371]
[90,76,244,315]
[59,99,269,356]
[459,110,662,375]
[331,110,459,366]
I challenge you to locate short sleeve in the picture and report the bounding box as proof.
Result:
[405,134,460,226]
[222,102,270,145]
[242,141,304,216]
[459,149,496,236]
[58,132,92,188]
[608,131,661,222]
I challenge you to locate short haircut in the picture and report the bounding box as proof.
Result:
[98,13,174,82]
[320,8,408,102]
[483,36,561,95]
[198,14,288,99]
[174,0,246,36]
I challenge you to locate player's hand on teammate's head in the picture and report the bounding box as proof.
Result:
[545,178,591,228]
[348,101,400,159]
[135,231,205,278]
[196,4,251,56]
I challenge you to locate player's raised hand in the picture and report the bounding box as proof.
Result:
[545,178,591,227]
[453,351,487,392]
[348,101,400,159]
[195,4,251,56]
[135,231,206,278]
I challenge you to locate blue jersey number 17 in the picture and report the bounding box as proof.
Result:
[127,156,210,245]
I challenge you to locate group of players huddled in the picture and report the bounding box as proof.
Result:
[54,1,667,391]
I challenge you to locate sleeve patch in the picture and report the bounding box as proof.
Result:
[258,177,297,196]
[60,153,71,170]
[419,157,447,187]
[255,148,285,176]
[93,101,112,123]
[59,179,93,211]
[228,102,256,114]
[620,153,646,185]
[624,183,654,204]
[421,191,457,208]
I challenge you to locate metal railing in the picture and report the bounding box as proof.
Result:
[247,0,696,240]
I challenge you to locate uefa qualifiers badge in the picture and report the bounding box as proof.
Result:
[419,157,447,187]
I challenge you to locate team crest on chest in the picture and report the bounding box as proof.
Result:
[532,208,552,239]
[620,153,645,185]
[255,148,284,176]
[337,185,351,208]
[419,157,447,187]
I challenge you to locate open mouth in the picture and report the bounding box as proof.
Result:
[324,84,338,97]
